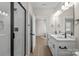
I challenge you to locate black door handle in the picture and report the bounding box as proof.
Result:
[30,33,35,35]
[13,33,15,39]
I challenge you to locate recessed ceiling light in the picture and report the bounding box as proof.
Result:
[42,4,46,5]
[42,4,46,7]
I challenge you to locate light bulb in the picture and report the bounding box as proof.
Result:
[5,13,8,16]
[69,2,73,7]
[0,11,1,14]
[61,5,65,11]
[2,12,6,15]
[65,2,69,7]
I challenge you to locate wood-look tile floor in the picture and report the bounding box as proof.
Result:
[32,36,52,56]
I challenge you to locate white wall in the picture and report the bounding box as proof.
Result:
[74,2,79,49]
[47,15,58,34]
[26,2,36,55]
[36,19,46,36]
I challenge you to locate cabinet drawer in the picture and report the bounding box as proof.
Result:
[57,41,76,56]
[58,51,72,56]
[57,41,75,49]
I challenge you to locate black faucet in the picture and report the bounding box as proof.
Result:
[55,31,57,34]
[65,32,67,38]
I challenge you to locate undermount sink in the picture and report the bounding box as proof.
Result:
[56,35,75,41]
[57,36,65,38]
[48,33,76,56]
[56,35,66,39]
[57,34,74,38]
[49,33,75,41]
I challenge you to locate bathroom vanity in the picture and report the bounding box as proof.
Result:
[48,33,76,56]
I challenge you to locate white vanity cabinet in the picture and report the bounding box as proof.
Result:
[56,40,76,56]
[48,34,76,56]
[48,34,57,56]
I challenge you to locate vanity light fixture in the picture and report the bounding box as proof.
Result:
[2,11,8,16]
[65,2,69,7]
[54,2,70,16]
[61,2,74,11]
[0,10,8,16]
[54,10,62,16]
[61,3,69,11]
[55,2,74,16]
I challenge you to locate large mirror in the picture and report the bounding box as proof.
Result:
[57,3,74,37]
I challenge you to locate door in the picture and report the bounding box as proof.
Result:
[13,2,25,56]
[0,2,10,56]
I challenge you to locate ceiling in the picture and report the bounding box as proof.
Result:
[31,2,64,20]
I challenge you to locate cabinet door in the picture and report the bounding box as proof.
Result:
[57,41,75,56]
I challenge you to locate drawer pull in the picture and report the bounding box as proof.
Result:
[59,46,67,49]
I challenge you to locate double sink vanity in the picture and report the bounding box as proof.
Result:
[46,2,79,56]
[47,33,76,56]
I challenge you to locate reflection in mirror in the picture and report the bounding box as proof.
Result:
[55,2,74,38]
[65,17,74,36]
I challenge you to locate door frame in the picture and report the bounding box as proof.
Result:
[10,2,26,56]
[30,15,33,53]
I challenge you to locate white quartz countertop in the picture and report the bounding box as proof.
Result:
[48,33,75,41]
